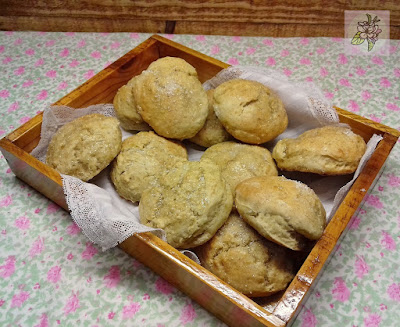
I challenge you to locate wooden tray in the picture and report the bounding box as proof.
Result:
[1,35,399,327]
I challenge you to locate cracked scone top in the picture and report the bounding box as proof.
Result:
[133,57,208,140]
[46,114,122,182]
[111,131,188,203]
[196,211,294,297]
[139,159,233,249]
[272,125,367,175]
[235,176,326,251]
[213,79,288,144]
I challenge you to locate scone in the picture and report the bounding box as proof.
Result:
[139,159,233,249]
[189,89,231,147]
[201,141,278,196]
[133,57,208,140]
[235,176,326,251]
[46,114,122,182]
[213,79,288,144]
[113,77,150,131]
[196,211,294,297]
[111,131,188,203]
[272,125,367,175]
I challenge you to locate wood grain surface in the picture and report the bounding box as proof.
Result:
[1,0,399,38]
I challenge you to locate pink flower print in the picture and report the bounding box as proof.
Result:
[108,311,115,319]
[350,216,361,230]
[122,302,141,319]
[325,92,334,100]
[195,35,206,42]
[64,291,80,316]
[0,195,12,207]
[246,47,256,55]
[362,90,371,101]
[371,56,383,65]
[387,283,400,302]
[339,78,352,87]
[355,255,369,279]
[25,48,35,56]
[0,256,16,278]
[280,49,289,57]
[394,68,400,78]
[81,242,98,260]
[15,216,30,230]
[37,90,48,100]
[45,40,55,47]
[369,114,381,123]
[77,39,86,48]
[320,67,329,77]
[300,38,309,45]
[306,77,313,82]
[331,277,350,302]
[2,56,12,64]
[155,277,175,295]
[35,313,49,327]
[316,47,326,54]
[59,48,70,57]
[46,202,60,214]
[0,89,10,98]
[22,80,33,87]
[0,45,4,53]
[364,313,381,327]
[67,253,73,260]
[19,116,31,124]
[84,69,95,79]
[47,266,61,283]
[91,51,101,59]
[386,103,400,111]
[365,194,383,209]
[143,293,150,300]
[104,266,121,288]
[57,81,68,90]
[14,38,22,46]
[232,36,241,42]
[0,299,5,307]
[180,302,197,325]
[29,237,45,258]
[381,231,396,251]
[45,70,57,78]
[110,41,120,49]
[227,58,239,65]
[11,291,30,308]
[388,174,400,187]
[35,58,44,67]
[66,222,81,235]
[348,100,360,112]
[265,57,276,66]
[263,39,274,47]
[299,57,311,65]
[69,59,79,67]
[129,33,139,39]
[356,67,366,76]
[283,68,292,77]
[210,45,220,55]
[380,77,391,88]
[65,32,75,36]
[301,308,317,327]
[338,53,348,65]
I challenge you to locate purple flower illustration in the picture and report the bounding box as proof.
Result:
[351,14,382,52]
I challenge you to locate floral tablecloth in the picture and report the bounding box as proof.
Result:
[0,32,399,327]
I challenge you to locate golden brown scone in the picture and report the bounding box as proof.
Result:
[46,114,122,182]
[213,79,288,144]
[133,57,208,140]
[112,77,150,131]
[139,159,233,249]
[196,211,294,297]
[272,125,367,175]
[111,131,188,203]
[201,141,278,196]
[189,89,232,147]
[235,176,326,251]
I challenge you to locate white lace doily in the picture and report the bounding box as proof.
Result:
[31,67,382,251]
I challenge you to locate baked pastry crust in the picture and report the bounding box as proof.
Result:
[46,114,122,182]
[272,125,367,175]
[139,159,233,249]
[133,57,208,140]
[201,141,278,196]
[213,79,288,144]
[235,176,326,251]
[196,211,294,297]
[111,131,187,203]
